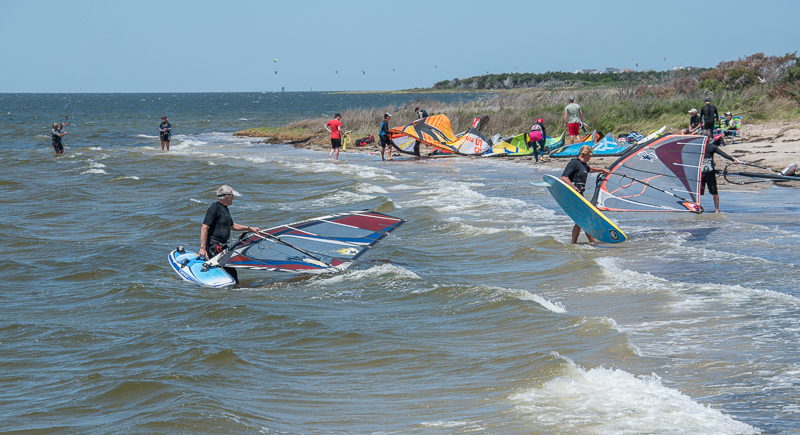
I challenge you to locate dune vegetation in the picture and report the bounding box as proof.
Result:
[236,53,800,147]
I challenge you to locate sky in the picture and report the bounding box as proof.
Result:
[1,0,798,92]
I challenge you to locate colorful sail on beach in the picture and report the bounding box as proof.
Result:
[594,134,707,213]
[208,211,404,274]
[549,133,633,158]
[388,115,492,155]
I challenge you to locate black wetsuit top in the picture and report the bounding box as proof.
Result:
[699,104,718,127]
[159,121,172,139]
[689,114,701,129]
[51,128,62,144]
[702,140,734,172]
[203,201,233,246]
[561,158,591,193]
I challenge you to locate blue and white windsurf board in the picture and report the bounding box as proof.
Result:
[168,248,236,288]
[543,174,627,243]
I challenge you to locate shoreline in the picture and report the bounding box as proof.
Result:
[236,120,800,190]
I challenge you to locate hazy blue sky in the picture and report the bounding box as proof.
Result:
[2,0,798,92]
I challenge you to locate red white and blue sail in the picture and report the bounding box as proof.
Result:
[208,210,404,274]
[595,134,707,213]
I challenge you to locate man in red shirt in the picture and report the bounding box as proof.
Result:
[325,113,343,160]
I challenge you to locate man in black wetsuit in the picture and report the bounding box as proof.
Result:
[699,98,719,135]
[560,145,610,244]
[159,116,172,151]
[51,122,66,154]
[199,185,260,282]
[701,134,742,213]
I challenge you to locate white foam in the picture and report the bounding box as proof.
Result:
[189,198,203,204]
[312,264,420,286]
[283,160,399,181]
[511,359,758,434]
[498,288,567,313]
[112,175,139,181]
[306,191,375,207]
[88,147,103,151]
[208,161,216,166]
[419,420,484,431]
[134,134,158,139]
[81,169,107,175]
[354,183,388,194]
[88,162,106,168]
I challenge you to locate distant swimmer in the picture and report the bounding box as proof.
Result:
[414,107,429,119]
[563,96,584,145]
[379,113,393,161]
[325,113,343,160]
[560,145,610,243]
[702,134,742,213]
[159,116,172,151]
[51,122,66,155]
[199,185,260,283]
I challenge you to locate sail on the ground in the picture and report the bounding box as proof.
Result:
[387,114,457,152]
[723,162,800,184]
[543,131,566,151]
[389,133,420,155]
[549,133,633,158]
[208,211,404,274]
[484,132,532,156]
[387,115,491,155]
[595,134,707,213]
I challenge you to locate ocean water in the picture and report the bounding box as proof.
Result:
[1,93,798,433]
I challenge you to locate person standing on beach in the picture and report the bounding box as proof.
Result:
[560,145,610,243]
[51,122,66,155]
[325,113,343,160]
[563,97,584,145]
[414,107,429,119]
[699,98,719,135]
[199,185,260,283]
[701,134,742,213]
[159,116,172,151]
[529,118,546,162]
[378,113,393,161]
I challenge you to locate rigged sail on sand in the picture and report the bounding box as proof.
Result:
[388,114,491,155]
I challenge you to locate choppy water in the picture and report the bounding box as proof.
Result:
[1,93,798,433]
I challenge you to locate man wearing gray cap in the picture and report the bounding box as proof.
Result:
[199,185,260,282]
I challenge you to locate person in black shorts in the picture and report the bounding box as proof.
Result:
[560,145,610,243]
[699,98,718,135]
[51,122,66,154]
[199,185,260,283]
[378,113,393,161]
[159,116,172,151]
[701,134,742,213]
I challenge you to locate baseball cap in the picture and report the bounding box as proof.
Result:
[161,115,167,119]
[385,112,392,117]
[725,111,732,116]
[688,108,697,113]
[216,185,241,197]
[536,118,544,123]
[704,97,711,102]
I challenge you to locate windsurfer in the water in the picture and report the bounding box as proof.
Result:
[199,185,260,283]
[560,145,610,243]
[51,122,67,154]
[702,134,742,213]
[159,116,172,151]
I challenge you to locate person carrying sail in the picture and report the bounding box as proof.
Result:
[199,185,260,283]
[560,145,610,243]
[701,134,742,213]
